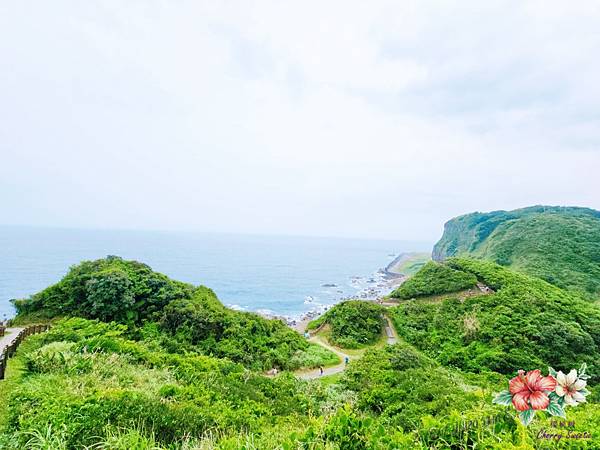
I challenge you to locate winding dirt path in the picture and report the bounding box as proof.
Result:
[296,336,352,380]
[296,315,398,380]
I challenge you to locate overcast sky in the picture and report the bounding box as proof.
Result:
[1,1,599,242]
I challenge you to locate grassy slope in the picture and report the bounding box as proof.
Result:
[306,300,384,349]
[432,206,600,298]
[391,258,600,378]
[12,257,337,372]
[390,260,477,299]
[4,227,600,449]
[0,317,571,450]
[4,285,600,448]
[388,252,431,276]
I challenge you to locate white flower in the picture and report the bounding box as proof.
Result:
[555,369,587,406]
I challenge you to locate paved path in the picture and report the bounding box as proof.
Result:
[384,316,398,344]
[296,337,352,380]
[296,315,398,380]
[0,328,24,354]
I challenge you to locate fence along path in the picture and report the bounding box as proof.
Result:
[0,324,50,380]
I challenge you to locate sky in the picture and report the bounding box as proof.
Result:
[1,1,599,242]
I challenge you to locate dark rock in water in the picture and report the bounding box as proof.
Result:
[322,283,337,287]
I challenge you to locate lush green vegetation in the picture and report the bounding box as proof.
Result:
[4,205,600,449]
[307,300,384,348]
[432,206,600,298]
[158,286,326,371]
[390,261,477,299]
[0,319,347,449]
[391,258,600,379]
[12,256,195,324]
[12,257,335,372]
[387,252,430,276]
[4,318,599,449]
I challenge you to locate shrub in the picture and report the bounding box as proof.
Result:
[391,258,600,378]
[391,261,477,299]
[13,256,195,324]
[310,301,384,349]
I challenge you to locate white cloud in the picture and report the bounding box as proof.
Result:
[0,0,598,241]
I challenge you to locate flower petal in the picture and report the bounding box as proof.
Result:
[572,391,587,404]
[556,371,566,386]
[509,375,528,394]
[526,370,542,388]
[512,391,531,411]
[555,384,566,396]
[573,379,586,391]
[536,375,556,391]
[529,391,550,410]
[564,394,576,406]
[566,369,578,386]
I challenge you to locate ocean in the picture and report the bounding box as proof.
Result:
[0,226,431,321]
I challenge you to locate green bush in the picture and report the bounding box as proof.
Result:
[12,256,194,324]
[391,258,600,379]
[310,301,384,348]
[13,259,338,372]
[289,344,340,370]
[159,288,335,371]
[391,261,478,299]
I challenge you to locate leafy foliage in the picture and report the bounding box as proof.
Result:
[308,300,384,348]
[432,206,600,298]
[12,256,194,324]
[12,257,337,372]
[391,258,600,379]
[4,240,600,448]
[390,261,477,299]
[159,288,322,371]
[0,318,553,450]
[1,319,338,449]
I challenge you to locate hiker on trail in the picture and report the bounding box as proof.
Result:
[319,366,323,376]
[344,356,349,365]
[304,331,310,339]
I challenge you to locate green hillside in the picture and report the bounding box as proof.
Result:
[432,206,600,298]
[307,300,384,348]
[12,256,336,372]
[4,235,600,447]
[391,258,600,378]
[390,260,477,299]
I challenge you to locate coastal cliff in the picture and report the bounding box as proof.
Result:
[432,205,600,297]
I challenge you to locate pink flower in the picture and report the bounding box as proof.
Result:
[555,369,587,406]
[509,369,557,411]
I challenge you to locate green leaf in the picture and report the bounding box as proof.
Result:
[492,390,513,406]
[519,409,535,426]
[548,366,557,377]
[546,402,566,418]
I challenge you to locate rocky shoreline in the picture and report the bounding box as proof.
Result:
[260,253,412,332]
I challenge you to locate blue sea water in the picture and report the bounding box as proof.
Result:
[0,226,431,320]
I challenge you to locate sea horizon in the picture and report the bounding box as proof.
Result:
[0,225,432,320]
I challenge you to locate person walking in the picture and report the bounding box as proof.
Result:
[319,366,323,376]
